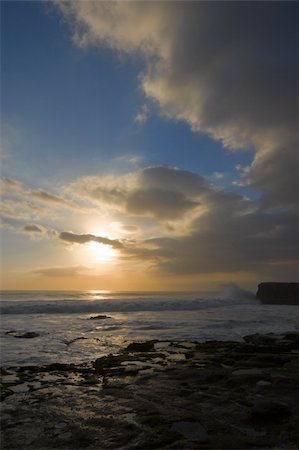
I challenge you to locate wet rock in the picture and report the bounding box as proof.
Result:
[232,368,266,377]
[251,399,291,421]
[54,422,67,430]
[1,331,298,449]
[5,331,40,339]
[244,353,292,368]
[256,380,272,389]
[0,386,14,401]
[89,315,111,320]
[1,374,19,384]
[125,340,157,352]
[243,333,280,346]
[94,354,135,374]
[0,368,11,376]
[11,383,29,394]
[67,337,88,345]
[44,363,74,372]
[171,421,209,443]
[168,353,186,362]
[58,431,72,442]
[285,332,299,342]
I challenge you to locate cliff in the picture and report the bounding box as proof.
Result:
[256,282,299,305]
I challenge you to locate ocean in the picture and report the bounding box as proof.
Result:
[1,290,298,368]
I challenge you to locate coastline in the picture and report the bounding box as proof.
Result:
[1,332,298,449]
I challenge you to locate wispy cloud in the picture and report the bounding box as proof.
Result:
[1,177,79,209]
[32,265,89,278]
[0,177,83,224]
[134,104,149,124]
[30,189,77,208]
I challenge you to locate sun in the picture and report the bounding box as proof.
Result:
[86,241,117,263]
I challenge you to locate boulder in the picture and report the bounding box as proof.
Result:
[256,282,299,305]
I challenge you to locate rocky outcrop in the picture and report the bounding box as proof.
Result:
[1,333,299,449]
[256,282,299,305]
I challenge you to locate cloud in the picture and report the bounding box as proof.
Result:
[57,229,172,265]
[134,104,149,124]
[30,189,77,208]
[212,172,224,181]
[1,178,25,192]
[59,231,125,249]
[144,201,298,278]
[1,177,79,209]
[57,1,298,209]
[33,266,89,277]
[0,177,83,225]
[23,224,45,233]
[2,163,296,281]
[0,199,45,221]
[119,224,139,233]
[63,164,298,280]
[126,188,199,220]
[68,166,209,221]
[1,220,50,238]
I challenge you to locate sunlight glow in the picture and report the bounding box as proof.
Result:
[86,241,117,263]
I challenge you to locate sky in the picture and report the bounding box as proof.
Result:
[1,1,298,292]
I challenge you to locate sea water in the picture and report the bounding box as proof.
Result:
[1,290,298,368]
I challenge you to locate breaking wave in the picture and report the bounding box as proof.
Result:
[0,296,257,315]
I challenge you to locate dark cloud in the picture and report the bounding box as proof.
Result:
[58,230,173,263]
[69,166,207,220]
[146,205,298,278]
[59,231,124,249]
[140,167,210,196]
[126,188,199,220]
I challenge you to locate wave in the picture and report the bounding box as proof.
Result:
[0,296,257,315]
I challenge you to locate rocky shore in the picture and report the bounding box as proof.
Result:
[1,332,299,449]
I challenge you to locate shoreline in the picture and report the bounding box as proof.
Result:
[1,332,299,449]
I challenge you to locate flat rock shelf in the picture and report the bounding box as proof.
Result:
[1,332,299,449]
